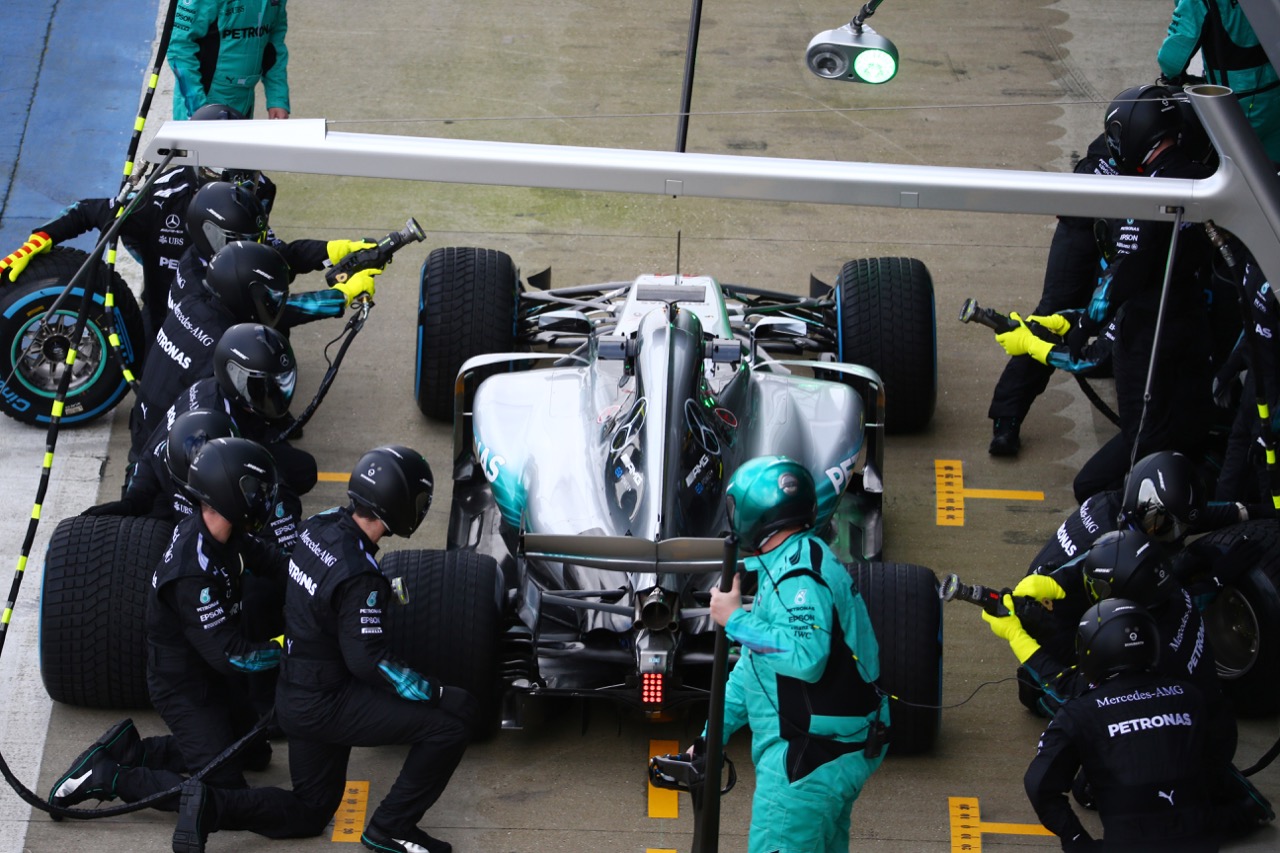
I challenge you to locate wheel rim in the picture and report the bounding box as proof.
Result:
[1203,585,1261,679]
[11,309,108,398]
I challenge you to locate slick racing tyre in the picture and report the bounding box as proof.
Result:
[1185,519,1280,717]
[415,247,518,421]
[0,247,143,425]
[835,257,937,434]
[849,561,942,755]
[40,515,175,709]
[381,548,505,738]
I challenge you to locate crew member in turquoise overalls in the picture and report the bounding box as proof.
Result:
[169,0,290,120]
[702,455,890,853]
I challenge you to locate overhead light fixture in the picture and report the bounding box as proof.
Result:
[806,1,899,84]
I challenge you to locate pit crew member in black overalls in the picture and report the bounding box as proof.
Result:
[160,321,313,490]
[0,104,269,340]
[994,85,1216,502]
[158,447,472,853]
[695,454,889,853]
[48,437,285,813]
[83,407,239,522]
[1024,599,1224,851]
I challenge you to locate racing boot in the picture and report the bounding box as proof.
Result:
[48,718,137,816]
[361,820,452,853]
[172,779,217,853]
[989,417,1022,457]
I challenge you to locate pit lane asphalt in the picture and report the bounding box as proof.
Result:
[2,1,1278,851]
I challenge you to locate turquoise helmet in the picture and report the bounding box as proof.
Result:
[725,455,817,552]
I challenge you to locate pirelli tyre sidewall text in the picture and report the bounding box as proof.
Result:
[0,247,144,425]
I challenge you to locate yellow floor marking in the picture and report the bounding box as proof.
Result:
[648,739,680,819]
[948,796,1054,851]
[318,471,346,483]
[331,780,370,842]
[935,460,1045,526]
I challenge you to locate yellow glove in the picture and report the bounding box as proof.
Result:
[271,634,285,648]
[1013,573,1067,604]
[326,239,376,265]
[331,267,381,306]
[995,312,1053,365]
[982,594,1041,663]
[0,232,53,282]
[1027,313,1072,337]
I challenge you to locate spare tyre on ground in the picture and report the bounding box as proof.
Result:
[40,515,174,709]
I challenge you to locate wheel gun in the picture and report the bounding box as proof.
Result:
[939,573,1011,617]
[324,217,427,286]
[957,298,1019,334]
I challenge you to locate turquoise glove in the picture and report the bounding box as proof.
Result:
[982,594,1041,663]
[326,239,376,265]
[1027,313,1072,337]
[0,232,52,282]
[995,312,1053,364]
[330,267,382,306]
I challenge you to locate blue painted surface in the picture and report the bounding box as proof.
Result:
[0,0,157,253]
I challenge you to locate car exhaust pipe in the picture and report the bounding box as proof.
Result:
[637,587,677,631]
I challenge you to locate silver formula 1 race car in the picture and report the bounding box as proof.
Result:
[382,247,946,753]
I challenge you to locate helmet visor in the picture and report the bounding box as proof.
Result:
[223,361,296,419]
[239,473,278,531]
[1084,574,1112,603]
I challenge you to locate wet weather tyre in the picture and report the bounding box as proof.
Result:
[836,257,937,434]
[380,549,504,738]
[849,561,942,755]
[40,515,174,709]
[415,247,518,421]
[0,247,143,426]
[1189,520,1280,717]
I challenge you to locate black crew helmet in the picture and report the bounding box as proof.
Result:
[190,103,246,122]
[186,181,267,261]
[213,323,297,420]
[1076,598,1160,683]
[1104,84,1182,174]
[1120,451,1203,543]
[189,102,263,188]
[1083,529,1175,608]
[347,445,434,538]
[204,241,291,326]
[165,409,241,496]
[1167,88,1218,168]
[186,437,279,532]
[724,455,817,553]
